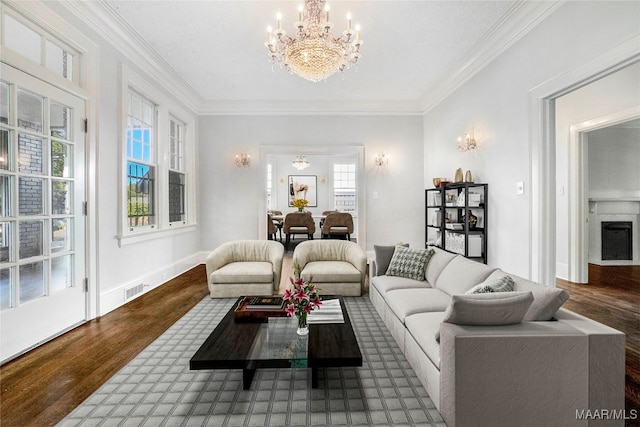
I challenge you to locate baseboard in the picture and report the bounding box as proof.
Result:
[99,252,205,316]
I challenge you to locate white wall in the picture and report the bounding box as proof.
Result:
[423,1,640,280]
[198,115,424,251]
[38,3,203,315]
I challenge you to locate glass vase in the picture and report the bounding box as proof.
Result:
[296,312,308,336]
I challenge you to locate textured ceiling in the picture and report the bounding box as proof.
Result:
[100,0,518,110]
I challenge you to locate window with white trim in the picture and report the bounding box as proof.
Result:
[333,163,356,212]
[120,66,196,243]
[126,90,156,229]
[168,116,186,224]
[266,163,273,210]
[2,12,77,82]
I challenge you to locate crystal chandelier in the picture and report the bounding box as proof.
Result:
[292,155,310,170]
[265,0,363,82]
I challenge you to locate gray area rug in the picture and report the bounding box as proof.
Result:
[60,296,446,426]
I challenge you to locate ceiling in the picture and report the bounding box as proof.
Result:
[92,0,547,113]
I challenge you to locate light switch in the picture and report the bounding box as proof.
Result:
[516,181,524,195]
[373,191,379,200]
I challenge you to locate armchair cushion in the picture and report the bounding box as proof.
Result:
[300,261,361,283]
[210,262,273,284]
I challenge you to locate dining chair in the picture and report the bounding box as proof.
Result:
[283,211,316,249]
[320,212,354,240]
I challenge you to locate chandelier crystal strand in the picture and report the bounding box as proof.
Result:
[265,0,362,82]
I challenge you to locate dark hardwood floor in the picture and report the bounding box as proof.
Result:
[0,262,638,426]
[557,264,640,420]
[0,265,209,427]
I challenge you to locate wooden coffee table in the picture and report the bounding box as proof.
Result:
[189,296,362,389]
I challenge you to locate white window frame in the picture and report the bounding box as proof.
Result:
[118,65,196,246]
[333,163,356,212]
[168,115,186,226]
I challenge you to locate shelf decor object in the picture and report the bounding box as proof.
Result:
[425,182,488,264]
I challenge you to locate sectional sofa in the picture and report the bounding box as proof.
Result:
[369,245,625,427]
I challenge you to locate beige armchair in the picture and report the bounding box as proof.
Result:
[292,240,367,296]
[321,212,354,240]
[205,240,284,298]
[283,211,316,249]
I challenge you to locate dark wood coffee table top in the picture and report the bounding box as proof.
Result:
[190,296,362,388]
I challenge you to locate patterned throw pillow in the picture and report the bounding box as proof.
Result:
[466,275,515,294]
[386,247,434,281]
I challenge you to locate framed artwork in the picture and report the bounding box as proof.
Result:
[288,175,317,207]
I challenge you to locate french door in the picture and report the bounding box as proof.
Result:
[0,63,86,362]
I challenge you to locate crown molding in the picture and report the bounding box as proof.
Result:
[419,0,564,113]
[58,0,202,115]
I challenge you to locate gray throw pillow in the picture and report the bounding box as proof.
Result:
[523,287,569,321]
[436,291,533,342]
[374,243,409,276]
[466,275,515,294]
[386,246,434,281]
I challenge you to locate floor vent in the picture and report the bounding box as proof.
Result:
[125,283,144,300]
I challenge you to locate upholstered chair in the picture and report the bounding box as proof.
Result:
[267,213,278,241]
[268,210,283,241]
[205,240,284,298]
[283,211,316,249]
[292,240,367,296]
[321,212,354,240]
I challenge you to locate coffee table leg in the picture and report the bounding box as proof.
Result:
[243,368,256,390]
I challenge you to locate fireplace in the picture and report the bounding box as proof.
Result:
[601,222,632,261]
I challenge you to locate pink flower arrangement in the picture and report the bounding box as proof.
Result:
[284,263,322,331]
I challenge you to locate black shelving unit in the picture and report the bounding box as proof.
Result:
[425,182,488,264]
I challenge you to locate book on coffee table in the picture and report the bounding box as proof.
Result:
[246,296,284,310]
[308,299,344,324]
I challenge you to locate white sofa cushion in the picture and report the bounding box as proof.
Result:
[370,274,431,295]
[301,260,361,283]
[406,311,446,369]
[385,288,451,322]
[210,261,273,284]
[433,256,497,296]
[425,247,457,286]
[386,247,435,281]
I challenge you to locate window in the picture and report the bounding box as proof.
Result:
[333,163,356,212]
[2,12,76,82]
[126,90,156,229]
[168,117,186,224]
[266,163,273,210]
[120,66,196,243]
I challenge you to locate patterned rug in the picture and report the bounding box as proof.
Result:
[59,296,446,427]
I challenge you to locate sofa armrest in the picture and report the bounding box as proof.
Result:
[439,321,624,427]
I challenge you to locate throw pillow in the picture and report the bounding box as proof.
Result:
[374,243,409,276]
[436,291,533,342]
[523,287,569,321]
[466,275,515,294]
[386,246,434,281]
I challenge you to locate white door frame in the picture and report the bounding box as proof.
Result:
[258,144,366,251]
[529,36,640,286]
[567,107,640,283]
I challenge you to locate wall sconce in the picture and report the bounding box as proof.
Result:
[374,153,389,167]
[457,129,477,152]
[235,152,251,168]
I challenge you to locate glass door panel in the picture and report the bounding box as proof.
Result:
[0,63,86,362]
